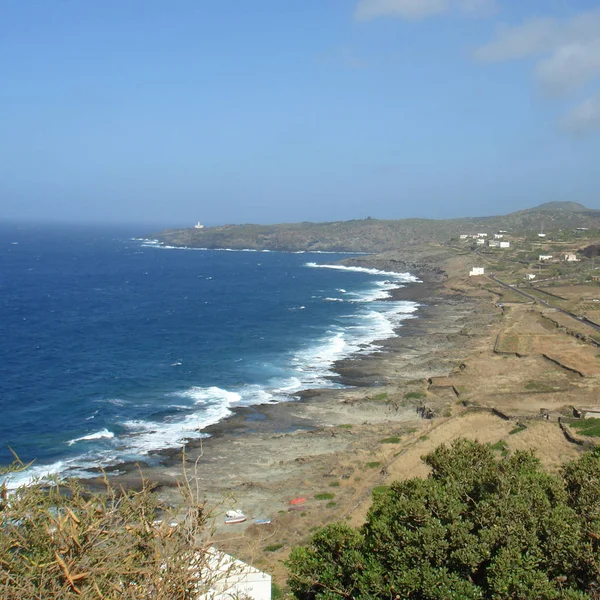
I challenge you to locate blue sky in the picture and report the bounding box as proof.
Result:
[2,0,600,226]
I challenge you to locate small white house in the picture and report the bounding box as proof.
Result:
[195,222,205,229]
[476,239,485,245]
[478,233,488,237]
[539,254,553,261]
[564,253,579,262]
[538,233,547,238]
[494,234,504,239]
[526,274,536,280]
[489,240,500,248]
[499,241,510,248]
[470,267,485,276]
[459,234,469,240]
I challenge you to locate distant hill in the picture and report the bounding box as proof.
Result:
[524,201,589,212]
[153,203,600,253]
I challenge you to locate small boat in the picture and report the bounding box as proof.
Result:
[225,515,247,524]
[224,510,246,524]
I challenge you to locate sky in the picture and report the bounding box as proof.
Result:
[1,0,600,227]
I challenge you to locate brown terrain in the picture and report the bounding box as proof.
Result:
[102,240,600,590]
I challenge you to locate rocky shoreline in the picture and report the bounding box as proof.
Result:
[93,256,487,508]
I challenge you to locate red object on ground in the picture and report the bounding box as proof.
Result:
[289,497,307,505]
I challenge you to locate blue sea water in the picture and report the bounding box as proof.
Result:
[0,223,418,487]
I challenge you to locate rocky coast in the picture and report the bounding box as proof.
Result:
[95,242,599,584]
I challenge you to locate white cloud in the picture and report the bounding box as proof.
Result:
[562,94,600,133]
[475,9,600,133]
[354,0,497,21]
[536,40,600,94]
[474,17,559,61]
[475,10,600,63]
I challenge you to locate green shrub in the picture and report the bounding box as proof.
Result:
[380,436,401,444]
[366,461,381,468]
[314,492,335,501]
[287,440,600,599]
[264,543,284,552]
[404,391,426,400]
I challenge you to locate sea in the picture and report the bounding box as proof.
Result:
[0,222,419,488]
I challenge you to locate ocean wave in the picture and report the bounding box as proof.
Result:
[67,429,115,446]
[305,262,418,281]
[5,252,420,488]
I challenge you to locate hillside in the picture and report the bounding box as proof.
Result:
[154,203,600,253]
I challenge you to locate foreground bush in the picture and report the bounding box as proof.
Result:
[287,439,600,599]
[0,462,222,599]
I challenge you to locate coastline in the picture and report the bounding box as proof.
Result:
[59,243,596,581]
[92,261,484,502]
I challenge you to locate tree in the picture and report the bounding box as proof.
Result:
[287,439,600,599]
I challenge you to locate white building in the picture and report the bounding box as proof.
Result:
[539,254,553,261]
[564,253,579,262]
[459,234,469,239]
[195,222,205,229]
[526,274,536,280]
[476,238,485,245]
[198,548,271,600]
[489,240,500,248]
[477,233,488,237]
[499,241,510,248]
[538,233,546,238]
[494,234,504,239]
[470,267,485,276]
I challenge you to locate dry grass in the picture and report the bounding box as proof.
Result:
[0,456,238,599]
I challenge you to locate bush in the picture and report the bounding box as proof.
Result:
[0,459,230,599]
[314,492,335,501]
[287,439,600,599]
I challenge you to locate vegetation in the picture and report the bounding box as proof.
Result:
[404,391,426,400]
[0,458,225,599]
[571,418,600,438]
[314,492,335,501]
[379,436,401,444]
[509,423,528,435]
[525,380,557,393]
[264,543,284,553]
[490,439,510,457]
[366,461,382,468]
[287,439,600,599]
[155,202,600,253]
